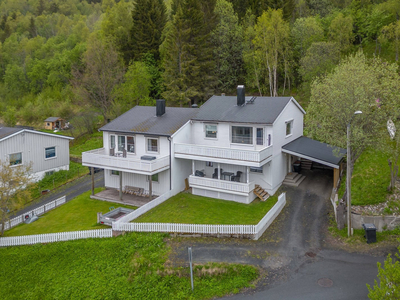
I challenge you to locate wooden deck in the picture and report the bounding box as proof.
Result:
[90,189,156,207]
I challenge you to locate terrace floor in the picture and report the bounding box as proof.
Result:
[90,188,156,207]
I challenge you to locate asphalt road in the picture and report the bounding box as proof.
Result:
[169,169,388,300]
[12,170,104,218]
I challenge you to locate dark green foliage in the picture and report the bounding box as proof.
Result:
[0,233,258,299]
[129,0,167,62]
[36,0,46,16]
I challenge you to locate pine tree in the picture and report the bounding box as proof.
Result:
[37,0,46,16]
[130,0,167,62]
[28,17,37,38]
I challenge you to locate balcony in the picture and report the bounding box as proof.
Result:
[174,143,273,167]
[189,175,255,195]
[82,148,170,175]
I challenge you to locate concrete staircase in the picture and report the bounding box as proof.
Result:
[283,172,306,187]
[254,184,270,201]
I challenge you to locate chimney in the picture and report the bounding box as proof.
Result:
[237,85,245,106]
[156,99,166,117]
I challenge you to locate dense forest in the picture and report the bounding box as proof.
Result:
[0,0,399,133]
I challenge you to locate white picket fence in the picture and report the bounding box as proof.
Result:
[0,229,112,247]
[0,195,67,232]
[113,192,286,240]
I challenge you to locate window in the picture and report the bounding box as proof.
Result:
[256,128,263,145]
[127,136,135,153]
[111,170,120,176]
[118,136,125,152]
[250,166,263,173]
[45,147,56,159]
[205,124,217,138]
[45,170,55,176]
[9,152,22,166]
[110,135,115,149]
[232,126,253,144]
[151,174,159,182]
[206,162,213,167]
[286,120,293,136]
[147,138,158,152]
[268,134,271,146]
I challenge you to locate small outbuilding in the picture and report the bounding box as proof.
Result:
[44,117,65,130]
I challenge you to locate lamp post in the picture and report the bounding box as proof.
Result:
[347,110,362,237]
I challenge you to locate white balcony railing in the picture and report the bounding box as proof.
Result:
[174,143,273,163]
[82,148,169,173]
[189,175,255,194]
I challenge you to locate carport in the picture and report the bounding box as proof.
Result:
[282,136,346,189]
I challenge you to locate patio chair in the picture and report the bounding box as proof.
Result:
[195,170,205,177]
[212,168,223,179]
[232,171,242,182]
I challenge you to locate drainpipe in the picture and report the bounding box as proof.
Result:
[169,137,172,191]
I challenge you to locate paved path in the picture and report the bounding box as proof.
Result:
[12,170,104,218]
[169,169,389,300]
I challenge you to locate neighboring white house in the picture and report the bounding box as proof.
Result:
[174,86,306,204]
[82,100,199,198]
[0,127,73,181]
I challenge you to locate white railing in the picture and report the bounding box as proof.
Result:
[0,196,66,232]
[113,192,286,240]
[174,143,273,163]
[115,190,174,223]
[188,176,255,194]
[82,148,170,173]
[0,229,112,247]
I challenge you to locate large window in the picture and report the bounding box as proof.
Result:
[232,126,253,144]
[127,136,135,153]
[286,120,293,136]
[45,147,56,159]
[148,173,159,182]
[111,135,135,154]
[250,166,263,173]
[110,135,115,149]
[118,136,126,152]
[205,124,217,138]
[256,128,263,145]
[9,152,22,166]
[147,138,158,152]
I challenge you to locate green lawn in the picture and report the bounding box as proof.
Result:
[338,148,391,205]
[135,192,279,225]
[3,189,135,237]
[0,232,258,300]
[70,131,103,158]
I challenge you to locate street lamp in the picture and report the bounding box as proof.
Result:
[347,110,362,237]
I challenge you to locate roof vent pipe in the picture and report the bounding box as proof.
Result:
[156,99,166,116]
[237,85,245,106]
[191,104,198,108]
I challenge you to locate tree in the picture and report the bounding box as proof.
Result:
[0,160,32,236]
[291,16,324,59]
[253,8,290,97]
[211,0,244,93]
[367,247,400,299]
[306,52,386,204]
[380,20,400,61]
[328,13,354,52]
[72,36,124,122]
[129,0,167,62]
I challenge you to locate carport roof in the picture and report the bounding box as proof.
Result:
[282,136,346,169]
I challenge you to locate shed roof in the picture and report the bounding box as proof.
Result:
[193,95,304,124]
[282,136,346,169]
[44,117,62,122]
[100,106,199,136]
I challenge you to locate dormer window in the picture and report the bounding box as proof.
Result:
[205,124,217,138]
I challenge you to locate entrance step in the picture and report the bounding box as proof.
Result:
[283,172,306,187]
[254,184,270,201]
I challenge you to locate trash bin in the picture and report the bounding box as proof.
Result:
[362,223,377,244]
[293,161,301,173]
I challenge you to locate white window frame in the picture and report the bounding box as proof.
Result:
[45,146,56,160]
[110,134,135,154]
[204,124,218,139]
[111,170,120,176]
[256,128,264,145]
[285,119,293,137]
[147,173,159,182]
[127,136,135,154]
[231,126,253,145]
[146,137,159,153]
[9,152,22,166]
[250,166,263,173]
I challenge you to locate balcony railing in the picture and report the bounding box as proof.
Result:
[189,175,255,194]
[82,148,169,173]
[174,143,272,163]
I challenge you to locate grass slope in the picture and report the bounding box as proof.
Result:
[70,131,103,158]
[135,192,278,225]
[4,189,134,237]
[0,233,258,300]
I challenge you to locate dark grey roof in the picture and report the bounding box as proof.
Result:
[0,127,23,139]
[100,106,199,136]
[193,95,297,124]
[282,136,346,167]
[44,117,62,122]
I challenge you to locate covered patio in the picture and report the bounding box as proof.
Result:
[90,188,156,207]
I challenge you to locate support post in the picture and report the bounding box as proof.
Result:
[347,123,352,237]
[91,167,95,196]
[333,168,339,189]
[192,160,195,175]
[247,166,250,183]
[149,175,153,199]
[119,171,123,201]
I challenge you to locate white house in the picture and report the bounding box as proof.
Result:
[82,100,199,199]
[0,127,73,181]
[174,86,306,204]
